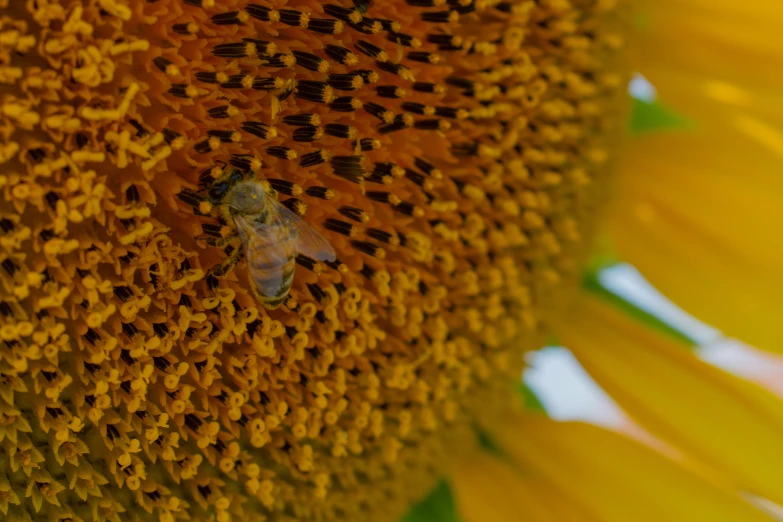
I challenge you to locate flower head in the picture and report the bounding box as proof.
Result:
[1,0,626,521]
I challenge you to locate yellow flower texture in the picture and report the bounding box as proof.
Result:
[0,0,628,520]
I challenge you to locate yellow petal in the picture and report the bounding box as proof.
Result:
[609,126,783,351]
[634,1,783,96]
[639,66,783,131]
[556,293,783,505]
[494,414,778,522]
[451,447,597,522]
[634,1,783,129]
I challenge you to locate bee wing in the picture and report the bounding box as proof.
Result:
[233,212,293,258]
[270,200,337,262]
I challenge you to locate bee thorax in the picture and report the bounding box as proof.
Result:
[225,180,269,214]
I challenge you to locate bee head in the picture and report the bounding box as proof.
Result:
[225,180,268,215]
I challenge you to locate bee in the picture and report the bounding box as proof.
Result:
[201,169,336,309]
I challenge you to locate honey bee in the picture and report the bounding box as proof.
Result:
[203,169,336,309]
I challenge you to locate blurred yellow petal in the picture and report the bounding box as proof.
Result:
[529,482,601,522]
[608,126,783,351]
[634,1,783,95]
[452,447,597,522]
[639,66,783,130]
[556,293,783,505]
[452,451,551,522]
[494,414,777,522]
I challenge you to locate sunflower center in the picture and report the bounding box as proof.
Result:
[1,0,627,520]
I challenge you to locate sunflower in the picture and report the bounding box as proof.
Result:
[0,0,780,521]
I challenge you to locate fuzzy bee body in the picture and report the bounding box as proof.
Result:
[237,210,299,309]
[207,172,336,309]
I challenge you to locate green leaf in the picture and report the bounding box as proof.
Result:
[629,98,691,135]
[403,480,460,522]
[475,427,503,457]
[583,268,698,346]
[518,382,546,413]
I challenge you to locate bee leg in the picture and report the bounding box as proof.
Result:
[196,234,237,248]
[210,244,244,278]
